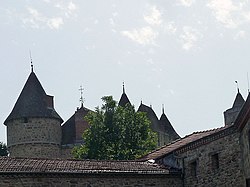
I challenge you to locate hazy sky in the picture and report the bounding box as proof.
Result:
[1,0,250,143]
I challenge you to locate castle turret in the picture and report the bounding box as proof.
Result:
[118,83,131,107]
[159,106,180,143]
[224,90,245,126]
[4,70,63,158]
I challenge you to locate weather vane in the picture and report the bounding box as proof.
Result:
[79,85,85,107]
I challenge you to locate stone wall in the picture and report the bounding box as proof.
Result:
[240,119,250,182]
[177,131,245,187]
[61,146,74,159]
[9,143,61,158]
[7,117,62,158]
[0,174,182,187]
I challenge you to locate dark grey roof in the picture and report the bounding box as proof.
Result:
[159,113,180,140]
[118,93,131,107]
[4,72,63,124]
[232,92,245,108]
[0,157,170,175]
[138,103,160,131]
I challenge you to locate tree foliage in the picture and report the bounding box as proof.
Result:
[73,96,157,160]
[0,142,8,156]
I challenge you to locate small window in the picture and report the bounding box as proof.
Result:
[23,117,28,123]
[211,153,219,170]
[190,160,197,177]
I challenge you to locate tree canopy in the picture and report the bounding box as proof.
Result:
[0,142,8,156]
[73,96,157,160]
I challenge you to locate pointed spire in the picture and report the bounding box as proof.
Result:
[29,50,34,72]
[235,80,239,93]
[118,82,131,107]
[162,104,165,114]
[123,82,125,94]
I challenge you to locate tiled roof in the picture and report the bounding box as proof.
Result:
[140,125,233,161]
[4,72,63,124]
[0,157,169,175]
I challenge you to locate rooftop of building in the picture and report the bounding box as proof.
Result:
[4,71,63,124]
[140,93,250,161]
[0,157,172,175]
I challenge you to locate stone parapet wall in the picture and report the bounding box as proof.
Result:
[0,174,182,187]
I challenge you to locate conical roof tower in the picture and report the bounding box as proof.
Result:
[4,66,63,158]
[118,83,131,107]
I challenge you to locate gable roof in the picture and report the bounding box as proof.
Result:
[0,157,170,175]
[4,72,63,124]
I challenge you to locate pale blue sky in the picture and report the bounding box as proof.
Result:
[1,0,250,143]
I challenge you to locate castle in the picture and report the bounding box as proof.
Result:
[2,67,250,186]
[4,68,179,158]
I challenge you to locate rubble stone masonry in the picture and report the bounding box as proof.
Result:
[178,131,245,187]
[7,118,62,158]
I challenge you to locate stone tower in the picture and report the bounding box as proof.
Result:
[4,69,63,158]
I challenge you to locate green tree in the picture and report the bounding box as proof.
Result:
[0,142,8,156]
[73,96,157,160]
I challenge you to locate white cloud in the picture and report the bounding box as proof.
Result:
[121,27,158,45]
[207,0,250,29]
[207,0,239,28]
[23,6,64,30]
[179,0,196,7]
[144,6,162,25]
[54,1,77,18]
[180,26,202,50]
[47,17,64,29]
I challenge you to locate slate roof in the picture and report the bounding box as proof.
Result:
[0,157,170,175]
[4,72,63,124]
[235,93,250,131]
[159,113,180,140]
[138,103,160,131]
[118,93,131,107]
[232,92,245,108]
[140,125,233,161]
[118,84,131,107]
